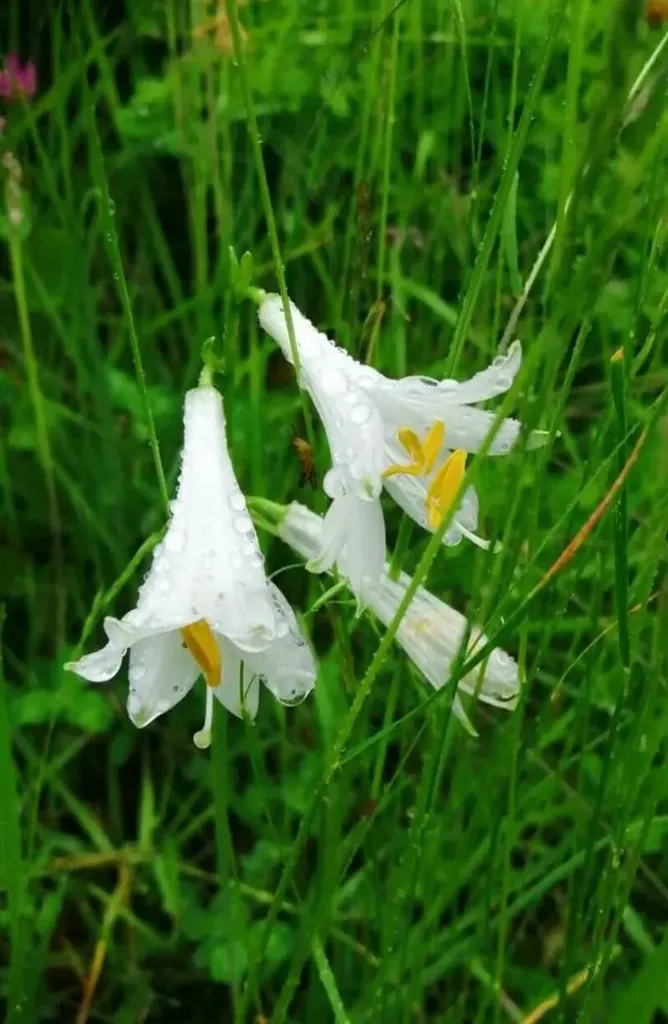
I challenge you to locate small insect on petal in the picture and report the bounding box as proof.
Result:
[292,436,318,488]
[426,449,467,529]
[180,620,222,688]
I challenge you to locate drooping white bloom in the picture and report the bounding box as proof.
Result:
[259,294,545,587]
[67,384,316,746]
[279,501,520,730]
[260,296,388,596]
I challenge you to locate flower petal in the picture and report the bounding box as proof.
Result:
[308,493,350,574]
[212,638,260,719]
[66,641,126,683]
[337,496,386,602]
[372,340,546,456]
[259,295,386,499]
[279,501,326,563]
[243,584,316,706]
[441,340,523,404]
[279,502,519,723]
[381,340,523,408]
[310,492,386,595]
[461,639,520,707]
[132,386,276,648]
[126,630,200,728]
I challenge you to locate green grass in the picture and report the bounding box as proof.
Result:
[1,0,668,1021]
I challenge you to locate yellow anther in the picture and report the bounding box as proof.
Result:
[421,420,445,474]
[397,427,424,464]
[426,449,467,529]
[383,420,445,480]
[180,620,222,688]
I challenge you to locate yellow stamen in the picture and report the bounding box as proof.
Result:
[421,420,445,474]
[397,426,424,464]
[426,449,467,529]
[382,420,445,480]
[180,620,222,688]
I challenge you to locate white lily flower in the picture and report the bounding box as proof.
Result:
[67,384,316,746]
[259,294,545,573]
[279,501,520,731]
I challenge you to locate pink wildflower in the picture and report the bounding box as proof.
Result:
[0,54,37,102]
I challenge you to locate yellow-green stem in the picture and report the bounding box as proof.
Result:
[9,231,65,647]
[222,0,316,456]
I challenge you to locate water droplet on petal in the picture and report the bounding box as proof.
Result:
[350,403,372,425]
[229,492,246,511]
[280,690,308,707]
[234,514,253,534]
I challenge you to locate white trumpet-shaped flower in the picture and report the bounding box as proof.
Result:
[279,501,520,731]
[259,294,545,588]
[66,384,316,746]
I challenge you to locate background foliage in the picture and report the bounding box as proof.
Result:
[1,0,667,1021]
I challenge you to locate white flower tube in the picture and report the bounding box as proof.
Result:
[259,295,546,571]
[67,385,316,745]
[278,501,520,731]
[259,295,387,595]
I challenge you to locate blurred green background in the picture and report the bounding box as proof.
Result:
[1,0,667,1021]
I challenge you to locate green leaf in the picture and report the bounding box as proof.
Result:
[0,608,29,1023]
[152,843,181,920]
[106,368,174,439]
[610,929,668,1024]
[208,941,248,984]
[501,171,522,296]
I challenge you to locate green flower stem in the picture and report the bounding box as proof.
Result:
[239,421,503,1014]
[610,349,630,668]
[9,229,65,647]
[388,514,413,582]
[87,103,170,515]
[223,0,316,454]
